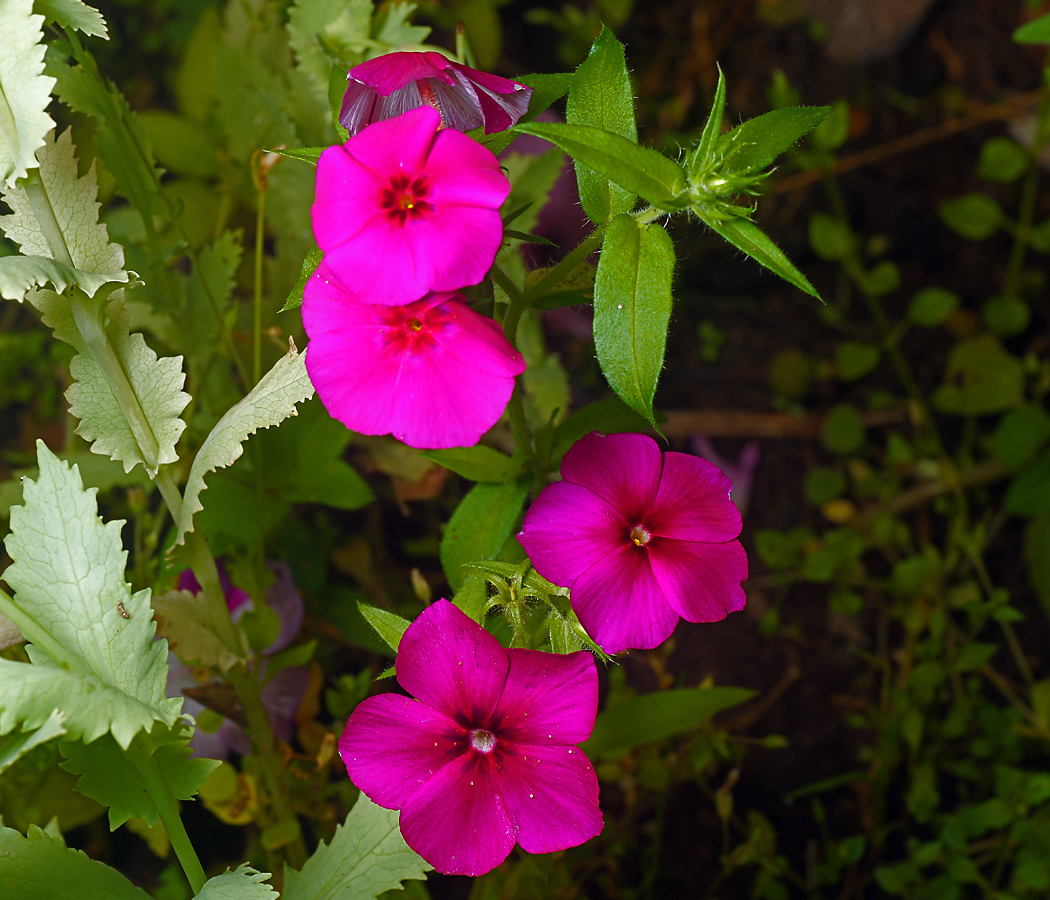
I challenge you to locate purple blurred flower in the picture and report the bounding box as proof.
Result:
[169,561,307,760]
[518,433,748,654]
[690,435,761,517]
[339,599,602,876]
[340,51,532,137]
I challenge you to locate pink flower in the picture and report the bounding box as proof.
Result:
[340,51,532,137]
[302,261,526,449]
[312,106,511,307]
[518,433,748,654]
[339,599,602,876]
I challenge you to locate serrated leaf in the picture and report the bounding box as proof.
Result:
[0,0,56,188]
[357,602,411,654]
[424,445,514,482]
[718,106,830,175]
[153,590,242,670]
[566,28,638,224]
[440,480,530,591]
[282,794,431,900]
[514,121,687,212]
[31,289,190,475]
[60,724,220,830]
[183,230,242,350]
[175,340,314,546]
[0,254,128,300]
[593,214,674,428]
[700,213,820,299]
[287,0,372,87]
[0,442,180,747]
[36,0,107,37]
[196,865,277,900]
[215,44,297,161]
[373,1,429,47]
[0,709,65,774]
[0,823,153,899]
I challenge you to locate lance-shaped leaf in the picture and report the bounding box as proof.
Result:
[440,479,530,591]
[514,121,688,212]
[0,254,128,301]
[60,724,220,830]
[689,64,726,179]
[31,288,190,475]
[0,0,55,188]
[195,865,277,900]
[175,340,314,546]
[282,794,431,900]
[593,214,675,429]
[36,0,108,38]
[718,106,830,176]
[0,709,66,774]
[0,824,153,900]
[701,213,820,300]
[566,28,638,224]
[358,602,411,654]
[0,442,181,748]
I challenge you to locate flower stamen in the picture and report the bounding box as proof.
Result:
[630,525,652,547]
[469,728,497,754]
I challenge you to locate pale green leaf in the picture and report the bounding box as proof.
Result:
[60,725,220,830]
[215,44,297,161]
[30,289,190,475]
[1,129,125,273]
[196,865,277,900]
[0,824,153,899]
[175,340,314,546]
[440,480,530,590]
[153,590,242,671]
[0,253,128,301]
[0,709,65,774]
[35,0,107,37]
[0,441,179,747]
[0,0,55,188]
[287,0,372,87]
[282,794,431,900]
[373,1,430,47]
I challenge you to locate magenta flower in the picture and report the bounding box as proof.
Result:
[313,106,511,307]
[302,261,526,449]
[518,433,748,654]
[340,51,532,137]
[339,599,602,876]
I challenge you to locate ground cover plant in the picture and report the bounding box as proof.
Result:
[0,1,1048,899]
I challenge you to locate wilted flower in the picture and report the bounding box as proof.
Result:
[313,106,510,307]
[302,262,526,449]
[340,50,532,137]
[340,599,602,876]
[518,432,748,654]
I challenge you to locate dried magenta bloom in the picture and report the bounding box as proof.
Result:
[339,600,603,876]
[518,432,748,654]
[340,50,532,136]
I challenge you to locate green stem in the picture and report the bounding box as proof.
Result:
[521,225,605,305]
[1004,164,1039,299]
[132,751,206,893]
[253,187,267,386]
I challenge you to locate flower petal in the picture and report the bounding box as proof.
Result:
[427,305,526,378]
[399,751,515,876]
[647,538,748,622]
[408,204,506,295]
[339,692,465,810]
[498,743,603,855]
[518,481,628,588]
[424,127,513,209]
[339,80,379,135]
[323,214,432,306]
[344,105,440,176]
[646,452,742,542]
[497,649,598,745]
[312,145,387,251]
[396,600,509,726]
[560,432,663,523]
[352,51,456,95]
[570,543,679,654]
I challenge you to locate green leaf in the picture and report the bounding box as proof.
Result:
[357,603,411,654]
[0,254,129,301]
[978,136,1028,183]
[808,212,853,261]
[175,340,314,546]
[153,590,242,671]
[194,865,276,900]
[1014,13,1050,43]
[440,480,530,590]
[1005,451,1050,517]
[689,65,726,178]
[35,0,107,37]
[908,287,958,326]
[479,72,573,155]
[287,0,373,88]
[583,686,756,758]
[424,445,514,482]
[990,405,1050,470]
[931,334,1024,415]
[566,28,638,224]
[719,106,830,175]
[939,193,1003,240]
[373,1,430,48]
[0,709,66,774]
[281,244,323,311]
[1025,515,1050,618]
[835,341,880,381]
[30,289,190,476]
[60,725,220,830]
[137,111,218,179]
[0,0,56,188]
[214,44,297,162]
[808,99,849,152]
[550,396,652,461]
[700,213,820,299]
[0,442,180,747]
[952,642,997,672]
[593,214,674,428]
[821,404,865,454]
[282,793,430,900]
[514,121,687,212]
[982,294,1030,337]
[0,823,153,899]
[270,146,326,166]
